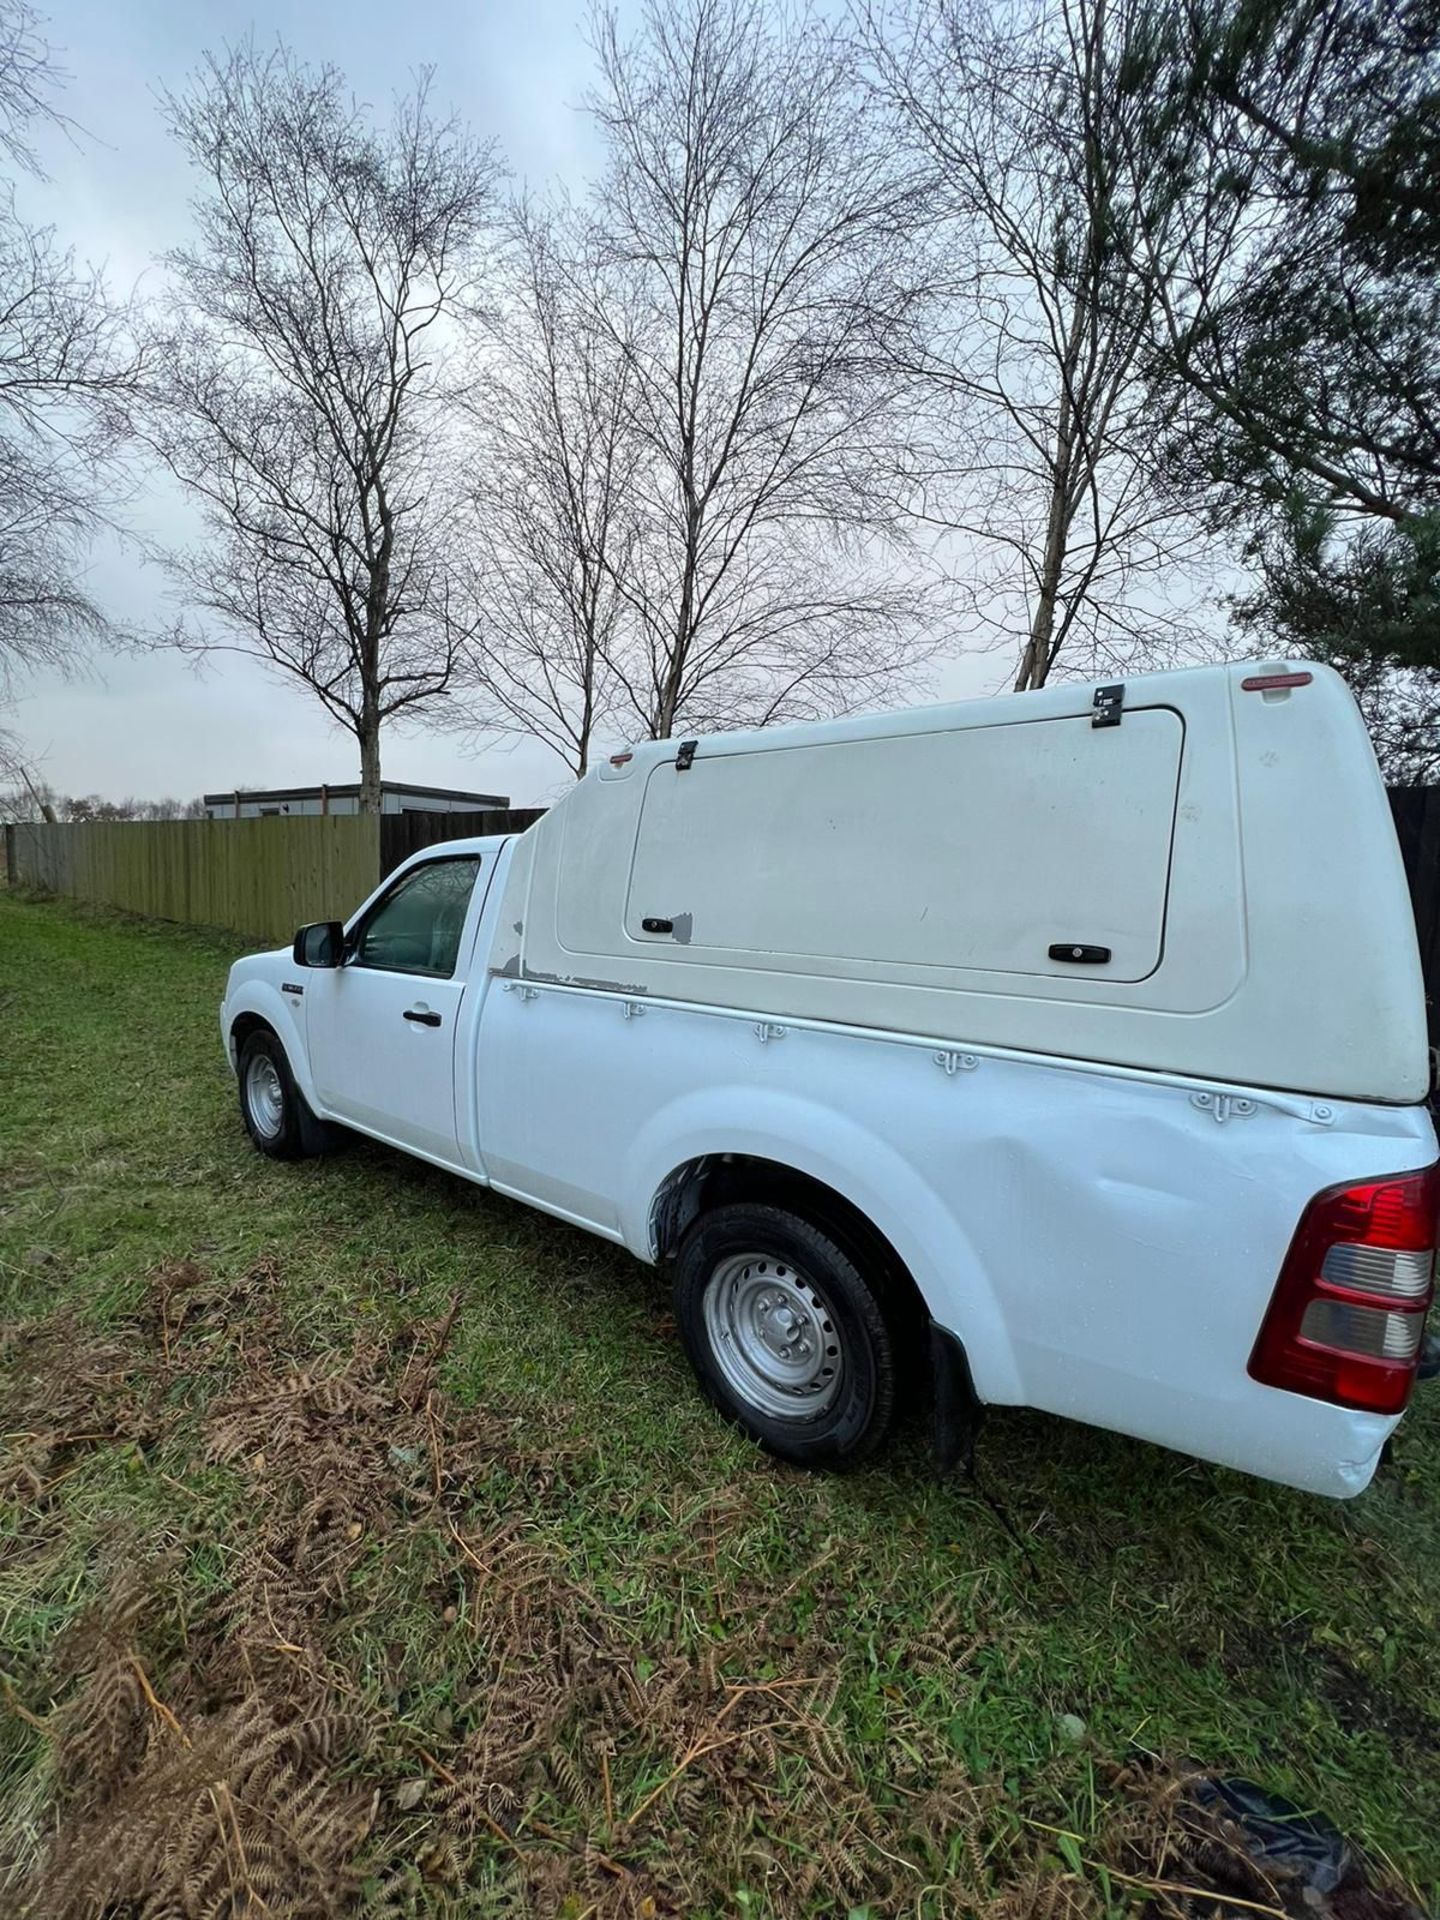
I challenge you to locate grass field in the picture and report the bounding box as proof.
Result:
[2,888,1438,1918]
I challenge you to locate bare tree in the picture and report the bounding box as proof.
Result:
[458,203,638,778]
[143,46,503,813]
[0,0,69,171]
[862,0,1216,690]
[55,790,205,820]
[0,2,138,710]
[0,729,55,819]
[586,0,938,742]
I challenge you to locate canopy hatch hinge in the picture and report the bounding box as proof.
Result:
[1092,683,1125,728]
[675,738,698,771]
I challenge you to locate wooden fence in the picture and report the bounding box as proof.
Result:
[4,816,382,944]
[3,808,545,945]
[379,808,544,879]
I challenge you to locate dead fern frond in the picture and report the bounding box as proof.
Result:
[33,1687,374,1920]
[56,1650,147,1799]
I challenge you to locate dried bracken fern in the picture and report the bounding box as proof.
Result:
[35,1687,378,1920]
[3,1263,1061,1919]
[0,1314,157,1503]
[14,1258,1416,1920]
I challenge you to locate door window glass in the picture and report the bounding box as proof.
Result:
[352,857,481,978]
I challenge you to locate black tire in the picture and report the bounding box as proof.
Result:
[673,1202,897,1469]
[236,1027,330,1160]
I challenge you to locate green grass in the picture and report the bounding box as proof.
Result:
[1,889,1438,1914]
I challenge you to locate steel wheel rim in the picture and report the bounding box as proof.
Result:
[245,1053,285,1139]
[703,1251,843,1420]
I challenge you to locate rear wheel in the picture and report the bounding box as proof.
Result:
[673,1203,897,1468]
[237,1028,330,1160]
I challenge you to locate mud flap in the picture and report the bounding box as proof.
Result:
[930,1321,983,1474]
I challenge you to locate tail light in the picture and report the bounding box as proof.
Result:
[1250,1165,1439,1415]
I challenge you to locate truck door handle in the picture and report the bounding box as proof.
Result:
[1048,943,1112,965]
[403,1008,442,1027]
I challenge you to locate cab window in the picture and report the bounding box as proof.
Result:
[352,857,481,978]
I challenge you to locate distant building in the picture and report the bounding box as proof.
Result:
[202,781,510,821]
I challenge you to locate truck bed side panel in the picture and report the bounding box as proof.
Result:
[474,979,1434,1497]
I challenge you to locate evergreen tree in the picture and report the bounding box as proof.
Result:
[1128,0,1440,773]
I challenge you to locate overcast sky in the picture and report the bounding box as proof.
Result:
[13,0,996,806]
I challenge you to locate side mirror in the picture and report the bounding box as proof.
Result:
[293,920,345,968]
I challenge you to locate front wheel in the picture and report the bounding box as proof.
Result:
[673,1203,897,1469]
[237,1028,330,1160]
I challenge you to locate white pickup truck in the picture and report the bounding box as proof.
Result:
[221,662,1438,1497]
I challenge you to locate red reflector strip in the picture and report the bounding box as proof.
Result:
[1241,671,1312,691]
[609,752,634,766]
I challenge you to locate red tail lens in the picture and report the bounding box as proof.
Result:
[1320,1173,1437,1250]
[1250,1166,1439,1415]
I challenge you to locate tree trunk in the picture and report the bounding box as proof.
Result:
[357,707,382,815]
[19,764,57,824]
[655,553,696,738]
[1015,376,1080,692]
[575,631,596,778]
[357,485,393,816]
[654,384,703,739]
[1015,478,1068,691]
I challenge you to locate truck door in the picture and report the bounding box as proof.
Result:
[305,853,485,1169]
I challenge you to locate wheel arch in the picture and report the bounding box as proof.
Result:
[625,1090,1022,1403]
[230,1009,273,1056]
[653,1153,936,1358]
[225,985,320,1110]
